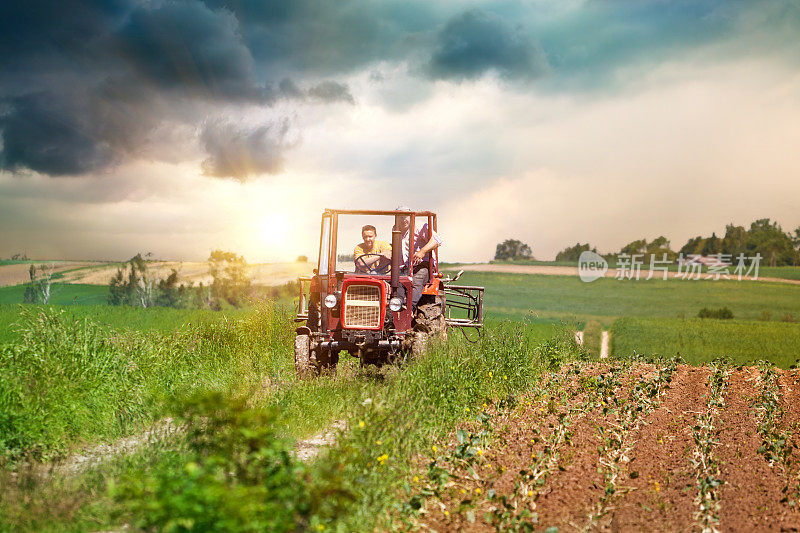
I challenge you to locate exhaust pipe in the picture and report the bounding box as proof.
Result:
[391,215,402,289]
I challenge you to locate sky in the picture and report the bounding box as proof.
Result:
[1,0,799,263]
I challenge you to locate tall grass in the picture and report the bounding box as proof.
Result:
[0,304,291,463]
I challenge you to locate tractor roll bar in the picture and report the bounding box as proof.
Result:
[323,208,436,216]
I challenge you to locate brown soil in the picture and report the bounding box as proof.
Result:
[610,364,710,532]
[415,363,800,532]
[419,364,612,531]
[715,369,800,532]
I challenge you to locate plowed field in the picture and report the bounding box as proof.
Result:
[415,362,800,532]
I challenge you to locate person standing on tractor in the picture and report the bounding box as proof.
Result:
[395,205,443,310]
[354,224,392,272]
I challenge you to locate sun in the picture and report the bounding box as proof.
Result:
[258,214,288,247]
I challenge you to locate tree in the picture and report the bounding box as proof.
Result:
[108,253,189,307]
[722,224,747,258]
[742,219,796,266]
[679,236,705,256]
[208,250,252,307]
[678,219,799,266]
[156,269,187,308]
[23,264,53,304]
[494,239,533,261]
[619,239,647,255]
[555,243,596,262]
[296,255,308,263]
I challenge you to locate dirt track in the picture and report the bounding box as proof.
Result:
[0,262,103,287]
[418,363,800,532]
[445,263,800,285]
[0,261,313,287]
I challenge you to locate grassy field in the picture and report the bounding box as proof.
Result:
[0,304,249,343]
[0,283,108,306]
[612,316,800,368]
[456,270,800,327]
[0,303,574,531]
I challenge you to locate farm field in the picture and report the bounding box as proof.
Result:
[0,260,312,289]
[0,261,106,287]
[484,260,800,281]
[417,359,800,532]
[452,270,800,325]
[0,304,567,531]
[0,303,248,343]
[4,303,800,531]
[3,267,800,530]
[613,317,800,368]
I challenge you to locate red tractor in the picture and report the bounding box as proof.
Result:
[294,208,484,377]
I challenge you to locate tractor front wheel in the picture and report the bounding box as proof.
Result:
[415,294,447,339]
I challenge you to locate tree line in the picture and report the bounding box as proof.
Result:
[498,218,800,267]
[108,250,254,309]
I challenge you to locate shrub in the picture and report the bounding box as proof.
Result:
[697,307,734,319]
[114,391,311,532]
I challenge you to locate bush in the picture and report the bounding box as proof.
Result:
[114,391,311,532]
[697,307,734,319]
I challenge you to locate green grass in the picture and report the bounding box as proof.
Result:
[0,304,247,343]
[612,316,800,368]
[0,304,290,463]
[455,271,800,326]
[0,283,108,305]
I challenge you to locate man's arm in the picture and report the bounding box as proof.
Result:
[412,229,442,264]
[355,244,385,267]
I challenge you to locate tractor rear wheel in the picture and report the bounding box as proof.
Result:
[294,334,313,378]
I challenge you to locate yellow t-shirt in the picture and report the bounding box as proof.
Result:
[354,240,391,258]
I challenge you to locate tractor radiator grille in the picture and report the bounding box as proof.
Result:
[344,285,381,328]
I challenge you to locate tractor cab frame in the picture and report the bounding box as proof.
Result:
[294,208,484,376]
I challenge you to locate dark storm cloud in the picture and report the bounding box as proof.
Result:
[115,1,267,101]
[200,119,294,181]
[0,0,127,72]
[0,93,117,176]
[428,9,544,81]
[1,0,798,179]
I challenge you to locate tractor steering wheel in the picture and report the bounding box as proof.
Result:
[354,253,391,275]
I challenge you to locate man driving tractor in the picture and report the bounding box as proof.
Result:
[353,224,392,273]
[293,207,483,377]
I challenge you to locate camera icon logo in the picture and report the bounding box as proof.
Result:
[578,251,608,283]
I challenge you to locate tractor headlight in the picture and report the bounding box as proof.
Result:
[324,294,338,309]
[388,297,402,312]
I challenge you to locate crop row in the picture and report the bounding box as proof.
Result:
[690,361,731,533]
[584,357,679,528]
[488,366,595,530]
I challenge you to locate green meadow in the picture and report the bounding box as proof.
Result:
[612,316,800,368]
[456,270,800,325]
